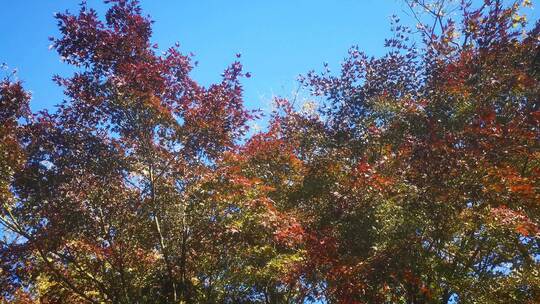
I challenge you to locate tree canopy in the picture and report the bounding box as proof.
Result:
[1,0,539,303]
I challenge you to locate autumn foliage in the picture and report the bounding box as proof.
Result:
[1,0,539,303]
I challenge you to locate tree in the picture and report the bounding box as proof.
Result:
[1,0,539,303]
[250,0,538,302]
[1,1,301,303]
[1,73,31,302]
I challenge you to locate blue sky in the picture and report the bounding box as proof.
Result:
[1,1,537,117]
[0,0,411,115]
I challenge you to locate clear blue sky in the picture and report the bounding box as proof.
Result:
[0,0,410,114]
[1,1,536,116]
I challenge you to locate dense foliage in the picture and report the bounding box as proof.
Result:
[1,0,539,303]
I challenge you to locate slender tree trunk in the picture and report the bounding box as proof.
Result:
[150,164,178,302]
[179,213,189,302]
